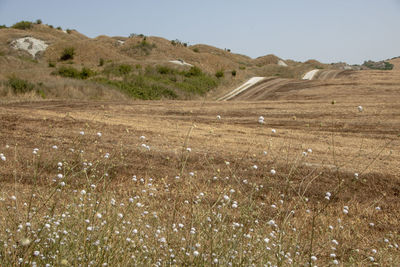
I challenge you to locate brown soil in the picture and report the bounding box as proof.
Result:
[224,69,400,101]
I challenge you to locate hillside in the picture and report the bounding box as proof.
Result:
[0,21,396,101]
[0,21,339,101]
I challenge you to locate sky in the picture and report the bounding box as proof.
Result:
[0,0,399,64]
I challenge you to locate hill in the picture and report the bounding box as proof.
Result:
[0,21,338,101]
[0,21,396,101]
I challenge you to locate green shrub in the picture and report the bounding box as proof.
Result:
[384,62,394,70]
[98,58,104,67]
[184,66,202,77]
[192,48,199,53]
[118,64,132,75]
[79,67,95,79]
[60,47,75,61]
[54,66,94,79]
[132,40,156,56]
[48,25,54,29]
[215,70,224,78]
[35,19,42,24]
[56,26,62,30]
[36,88,46,98]
[54,66,80,78]
[363,60,394,70]
[0,25,8,29]
[7,76,35,94]
[231,70,237,77]
[157,65,173,75]
[95,65,218,99]
[239,66,246,70]
[66,29,72,34]
[11,21,33,30]
[48,61,56,68]
[95,77,178,100]
[102,64,132,76]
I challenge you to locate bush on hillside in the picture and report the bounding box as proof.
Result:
[98,58,105,67]
[132,40,156,56]
[157,65,173,75]
[96,77,178,100]
[0,25,7,29]
[215,70,224,78]
[35,19,42,24]
[7,76,35,94]
[79,67,95,79]
[362,60,394,70]
[102,64,133,76]
[231,70,237,77]
[54,66,80,78]
[60,47,75,61]
[54,66,94,79]
[96,65,219,99]
[184,66,202,77]
[11,21,33,30]
[118,64,132,75]
[66,29,72,34]
[192,48,199,53]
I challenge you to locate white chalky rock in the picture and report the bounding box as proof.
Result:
[11,37,48,58]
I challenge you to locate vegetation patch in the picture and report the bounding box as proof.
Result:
[98,65,218,99]
[215,70,224,78]
[128,40,156,56]
[7,76,35,94]
[363,60,394,70]
[60,47,75,61]
[53,66,94,79]
[11,21,33,30]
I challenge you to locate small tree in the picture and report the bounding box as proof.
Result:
[60,47,75,61]
[36,19,42,24]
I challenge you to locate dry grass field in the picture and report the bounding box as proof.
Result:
[1,65,399,265]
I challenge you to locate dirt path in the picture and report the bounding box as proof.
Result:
[218,77,266,101]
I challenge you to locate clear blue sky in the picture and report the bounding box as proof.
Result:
[1,0,399,64]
